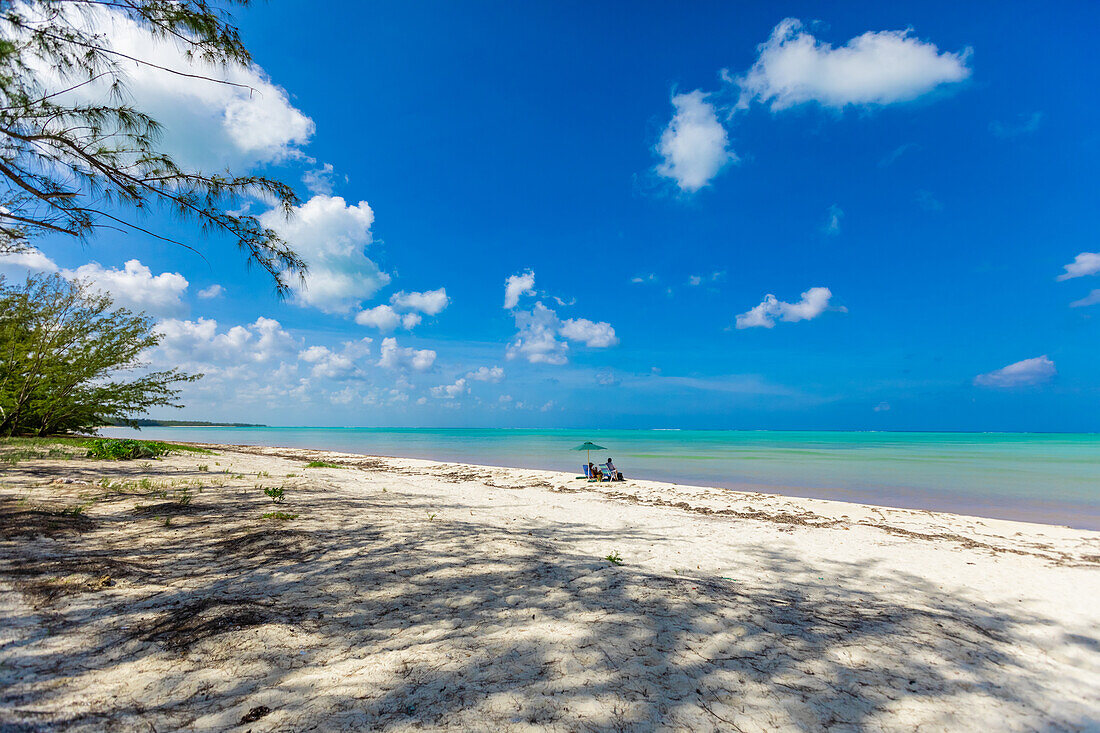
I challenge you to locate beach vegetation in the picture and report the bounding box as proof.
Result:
[85,438,173,460]
[197,464,209,472]
[261,511,297,521]
[0,275,198,436]
[0,0,305,293]
[305,460,343,469]
[605,551,624,566]
[263,486,285,503]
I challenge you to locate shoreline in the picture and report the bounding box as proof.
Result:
[3,440,1098,730]
[163,437,1100,533]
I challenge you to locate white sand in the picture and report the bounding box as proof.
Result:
[1,442,1098,731]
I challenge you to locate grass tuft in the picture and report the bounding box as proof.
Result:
[262,511,298,521]
[304,460,343,469]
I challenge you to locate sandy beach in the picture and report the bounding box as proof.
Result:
[2,441,1098,731]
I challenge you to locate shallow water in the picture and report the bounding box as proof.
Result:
[100,427,1100,530]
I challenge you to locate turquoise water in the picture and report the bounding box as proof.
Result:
[100,427,1100,530]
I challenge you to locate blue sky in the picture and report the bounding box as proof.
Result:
[5,1,1100,430]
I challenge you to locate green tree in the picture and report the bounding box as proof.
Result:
[0,0,305,293]
[0,273,198,436]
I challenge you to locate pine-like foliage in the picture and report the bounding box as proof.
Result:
[0,273,198,436]
[0,0,305,293]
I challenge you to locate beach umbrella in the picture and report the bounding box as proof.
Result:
[572,441,607,465]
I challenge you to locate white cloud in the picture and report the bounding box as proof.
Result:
[736,287,835,329]
[197,284,224,299]
[687,271,725,287]
[974,356,1056,388]
[656,90,735,192]
[377,337,436,372]
[260,195,389,314]
[631,273,658,284]
[0,251,189,316]
[297,338,372,379]
[1070,289,1100,308]
[154,316,296,366]
[507,301,618,364]
[66,259,188,316]
[916,189,943,211]
[1057,253,1100,281]
[302,163,338,195]
[35,6,314,171]
[504,270,536,309]
[0,247,58,273]
[874,401,891,412]
[507,302,568,365]
[467,366,505,383]
[390,287,449,316]
[430,377,469,399]
[559,318,619,347]
[823,204,843,235]
[737,19,971,110]
[355,305,419,332]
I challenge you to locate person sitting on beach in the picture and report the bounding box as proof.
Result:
[588,462,602,481]
[604,457,622,481]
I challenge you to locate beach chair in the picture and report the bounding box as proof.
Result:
[582,464,600,482]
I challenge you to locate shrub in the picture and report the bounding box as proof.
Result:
[85,438,170,460]
[263,486,285,503]
[262,511,298,521]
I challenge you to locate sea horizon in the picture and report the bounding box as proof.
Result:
[102,426,1100,531]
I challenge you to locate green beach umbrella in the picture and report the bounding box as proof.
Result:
[572,441,607,465]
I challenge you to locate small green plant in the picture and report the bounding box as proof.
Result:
[305,460,342,469]
[161,516,172,526]
[605,551,624,566]
[197,464,209,472]
[176,491,193,507]
[257,470,269,477]
[262,511,298,521]
[286,473,297,478]
[427,512,436,521]
[85,438,170,460]
[263,486,285,503]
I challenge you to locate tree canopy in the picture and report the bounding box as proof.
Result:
[0,0,305,293]
[0,273,198,436]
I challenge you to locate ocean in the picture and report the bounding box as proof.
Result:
[99,427,1100,530]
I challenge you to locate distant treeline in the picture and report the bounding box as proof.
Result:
[105,419,267,428]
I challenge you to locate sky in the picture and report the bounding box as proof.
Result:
[3,0,1100,431]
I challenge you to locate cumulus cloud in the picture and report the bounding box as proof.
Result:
[655,90,735,192]
[260,195,389,314]
[0,251,189,316]
[1070,289,1100,308]
[736,287,835,329]
[154,316,297,366]
[559,318,619,347]
[355,305,420,332]
[390,288,449,316]
[631,273,658,284]
[377,337,436,372]
[1057,252,1100,281]
[430,377,469,399]
[467,366,505,383]
[197,284,224,299]
[354,288,447,331]
[0,247,58,273]
[507,302,569,365]
[65,259,188,316]
[974,356,1056,388]
[297,338,373,379]
[507,302,618,364]
[504,270,536,309]
[737,19,971,110]
[35,6,313,171]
